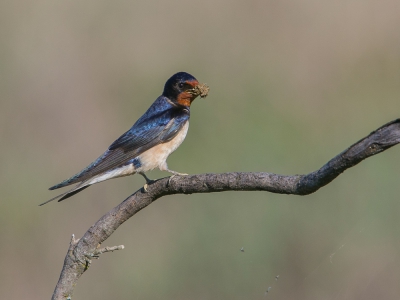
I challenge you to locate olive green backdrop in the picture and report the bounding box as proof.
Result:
[1,1,400,299]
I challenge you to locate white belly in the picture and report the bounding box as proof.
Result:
[137,121,189,172]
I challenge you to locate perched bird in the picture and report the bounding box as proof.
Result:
[40,72,209,205]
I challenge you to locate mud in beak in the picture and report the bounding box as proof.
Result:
[187,82,210,98]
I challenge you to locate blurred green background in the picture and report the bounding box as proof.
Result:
[1,0,400,299]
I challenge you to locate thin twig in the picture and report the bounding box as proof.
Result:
[91,245,125,258]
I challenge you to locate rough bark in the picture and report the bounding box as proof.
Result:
[51,119,400,300]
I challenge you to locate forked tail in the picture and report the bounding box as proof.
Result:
[39,185,90,206]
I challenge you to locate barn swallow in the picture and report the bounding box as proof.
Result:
[40,72,209,205]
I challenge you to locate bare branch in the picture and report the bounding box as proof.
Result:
[51,119,400,299]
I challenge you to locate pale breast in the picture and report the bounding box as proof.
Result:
[138,121,189,171]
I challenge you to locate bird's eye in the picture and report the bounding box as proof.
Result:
[178,82,184,89]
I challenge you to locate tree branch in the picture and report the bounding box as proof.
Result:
[51,119,400,300]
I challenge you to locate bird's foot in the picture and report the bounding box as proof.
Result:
[165,169,188,177]
[138,172,153,184]
[166,170,188,186]
[138,172,154,192]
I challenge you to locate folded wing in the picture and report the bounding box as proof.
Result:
[49,107,190,190]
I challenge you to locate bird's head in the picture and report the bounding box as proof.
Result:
[163,72,209,107]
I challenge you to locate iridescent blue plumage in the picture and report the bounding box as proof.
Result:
[49,96,190,190]
[109,96,188,151]
[41,72,205,205]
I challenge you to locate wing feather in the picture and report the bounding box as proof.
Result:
[49,107,189,190]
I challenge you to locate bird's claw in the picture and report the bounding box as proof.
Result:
[167,176,175,187]
[167,172,188,186]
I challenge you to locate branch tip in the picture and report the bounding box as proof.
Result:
[70,234,76,245]
[93,245,125,256]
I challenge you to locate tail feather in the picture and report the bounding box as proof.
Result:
[49,151,112,190]
[40,185,90,206]
[49,175,83,190]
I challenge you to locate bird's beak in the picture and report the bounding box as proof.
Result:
[186,80,210,99]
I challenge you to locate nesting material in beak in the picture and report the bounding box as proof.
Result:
[189,83,210,98]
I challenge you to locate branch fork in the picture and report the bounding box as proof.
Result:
[67,234,125,270]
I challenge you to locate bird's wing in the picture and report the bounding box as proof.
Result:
[49,108,189,190]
